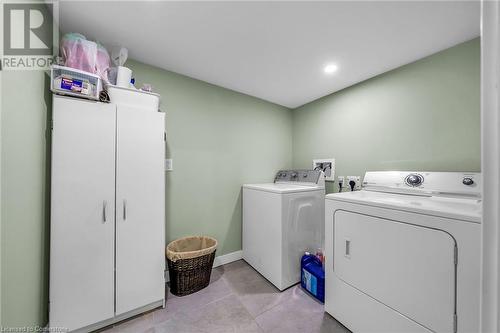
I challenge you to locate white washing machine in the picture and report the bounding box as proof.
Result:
[243,170,325,290]
[325,171,481,333]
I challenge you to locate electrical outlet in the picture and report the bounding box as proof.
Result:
[337,176,345,192]
[347,176,361,191]
[165,159,173,171]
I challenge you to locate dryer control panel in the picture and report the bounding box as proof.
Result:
[362,171,481,198]
[274,170,322,185]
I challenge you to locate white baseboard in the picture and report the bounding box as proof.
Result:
[165,250,243,283]
[213,250,243,268]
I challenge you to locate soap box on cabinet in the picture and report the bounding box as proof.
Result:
[51,65,102,100]
[106,84,160,111]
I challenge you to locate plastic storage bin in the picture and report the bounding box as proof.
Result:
[166,236,218,296]
[301,253,325,303]
[51,65,102,100]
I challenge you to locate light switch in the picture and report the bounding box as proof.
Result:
[165,159,173,171]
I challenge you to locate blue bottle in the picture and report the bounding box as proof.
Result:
[300,253,325,303]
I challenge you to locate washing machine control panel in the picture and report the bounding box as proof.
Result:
[274,170,321,184]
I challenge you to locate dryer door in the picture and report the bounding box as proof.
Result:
[334,211,456,333]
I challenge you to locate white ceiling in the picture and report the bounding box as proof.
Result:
[59,1,480,108]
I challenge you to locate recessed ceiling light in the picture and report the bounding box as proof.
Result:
[324,64,338,74]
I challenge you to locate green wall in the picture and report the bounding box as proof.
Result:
[0,38,480,328]
[292,38,480,193]
[1,71,52,328]
[127,60,292,254]
[0,64,292,327]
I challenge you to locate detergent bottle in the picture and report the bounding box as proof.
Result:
[300,252,325,303]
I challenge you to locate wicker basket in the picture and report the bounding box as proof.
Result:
[166,236,218,296]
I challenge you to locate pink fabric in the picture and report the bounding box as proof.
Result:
[61,33,97,73]
[60,33,111,82]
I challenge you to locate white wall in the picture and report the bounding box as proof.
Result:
[480,1,500,332]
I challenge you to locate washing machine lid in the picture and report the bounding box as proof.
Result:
[326,190,481,222]
[243,183,324,194]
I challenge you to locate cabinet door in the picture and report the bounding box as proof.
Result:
[50,96,116,330]
[115,106,165,315]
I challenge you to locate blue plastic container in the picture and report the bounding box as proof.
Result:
[300,253,325,303]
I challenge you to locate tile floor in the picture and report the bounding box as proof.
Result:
[101,260,350,333]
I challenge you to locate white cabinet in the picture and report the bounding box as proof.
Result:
[50,97,116,330]
[50,95,165,332]
[115,105,165,315]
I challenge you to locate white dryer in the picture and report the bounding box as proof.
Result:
[325,171,481,333]
[243,170,325,290]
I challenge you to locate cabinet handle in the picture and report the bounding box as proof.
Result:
[345,239,351,258]
[123,199,127,220]
[102,200,107,222]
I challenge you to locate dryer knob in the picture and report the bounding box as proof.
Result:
[463,177,474,186]
[405,174,423,187]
